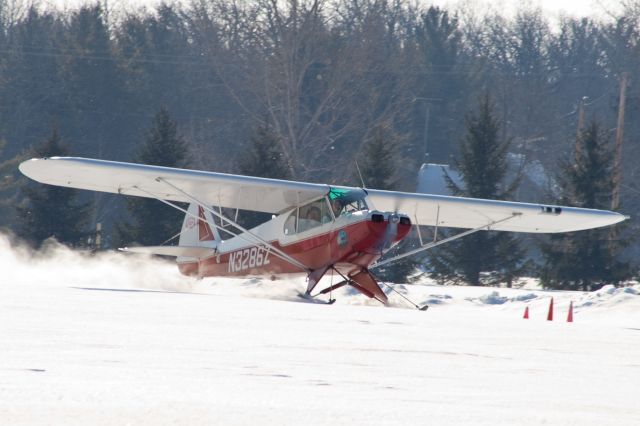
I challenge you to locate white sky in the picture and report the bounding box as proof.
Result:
[45,0,624,19]
[437,0,622,18]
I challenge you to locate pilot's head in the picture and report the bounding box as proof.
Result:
[306,206,321,222]
[331,198,343,215]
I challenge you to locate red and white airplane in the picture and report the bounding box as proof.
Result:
[19,157,626,308]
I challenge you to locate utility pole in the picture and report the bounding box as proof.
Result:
[95,222,102,250]
[577,97,587,135]
[611,72,628,211]
[413,97,441,163]
[423,104,431,161]
[575,96,588,160]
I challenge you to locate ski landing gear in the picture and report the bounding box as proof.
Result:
[296,292,337,305]
[302,266,428,310]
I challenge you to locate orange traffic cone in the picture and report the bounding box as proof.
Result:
[567,301,573,323]
[547,297,554,321]
[523,306,529,319]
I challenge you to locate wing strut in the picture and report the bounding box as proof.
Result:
[371,213,521,270]
[154,177,311,273]
[131,184,220,234]
[131,183,310,273]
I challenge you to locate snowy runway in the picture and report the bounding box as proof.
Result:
[1,236,639,425]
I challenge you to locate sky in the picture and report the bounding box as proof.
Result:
[437,0,622,18]
[47,0,624,19]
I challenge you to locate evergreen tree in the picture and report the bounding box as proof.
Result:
[116,107,190,246]
[540,120,631,290]
[236,121,291,229]
[239,122,291,180]
[358,125,416,283]
[428,95,528,286]
[358,125,398,190]
[15,129,92,247]
[0,140,26,230]
[414,6,468,163]
[1,7,66,160]
[64,5,128,158]
[0,140,11,192]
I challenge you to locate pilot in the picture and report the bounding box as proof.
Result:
[331,198,344,217]
[306,206,321,223]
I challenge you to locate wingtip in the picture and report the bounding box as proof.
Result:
[596,210,626,226]
[599,211,627,229]
[613,211,628,224]
[18,158,38,177]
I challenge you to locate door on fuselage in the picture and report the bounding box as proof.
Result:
[279,190,370,270]
[280,197,334,269]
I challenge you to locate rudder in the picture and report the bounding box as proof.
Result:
[179,203,221,248]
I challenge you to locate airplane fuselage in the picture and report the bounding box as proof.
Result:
[177,209,411,280]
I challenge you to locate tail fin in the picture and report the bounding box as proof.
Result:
[120,203,220,263]
[179,203,221,248]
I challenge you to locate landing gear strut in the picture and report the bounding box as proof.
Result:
[304,266,428,310]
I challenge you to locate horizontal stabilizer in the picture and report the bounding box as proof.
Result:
[119,245,214,258]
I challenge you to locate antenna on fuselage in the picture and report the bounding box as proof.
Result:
[355,160,367,189]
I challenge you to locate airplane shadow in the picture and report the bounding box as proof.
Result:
[70,286,207,296]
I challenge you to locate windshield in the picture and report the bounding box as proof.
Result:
[328,188,368,216]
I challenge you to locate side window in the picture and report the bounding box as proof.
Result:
[320,197,334,224]
[283,209,297,235]
[298,198,331,233]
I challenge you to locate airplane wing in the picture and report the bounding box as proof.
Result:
[19,157,626,233]
[365,189,626,233]
[18,157,328,214]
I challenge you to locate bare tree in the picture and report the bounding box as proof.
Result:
[209,0,414,181]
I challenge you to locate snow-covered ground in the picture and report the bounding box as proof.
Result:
[1,234,639,425]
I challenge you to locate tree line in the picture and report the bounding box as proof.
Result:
[2,0,638,289]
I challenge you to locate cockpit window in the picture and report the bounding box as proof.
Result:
[328,188,368,216]
[298,198,332,232]
[282,191,367,235]
[283,209,297,235]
